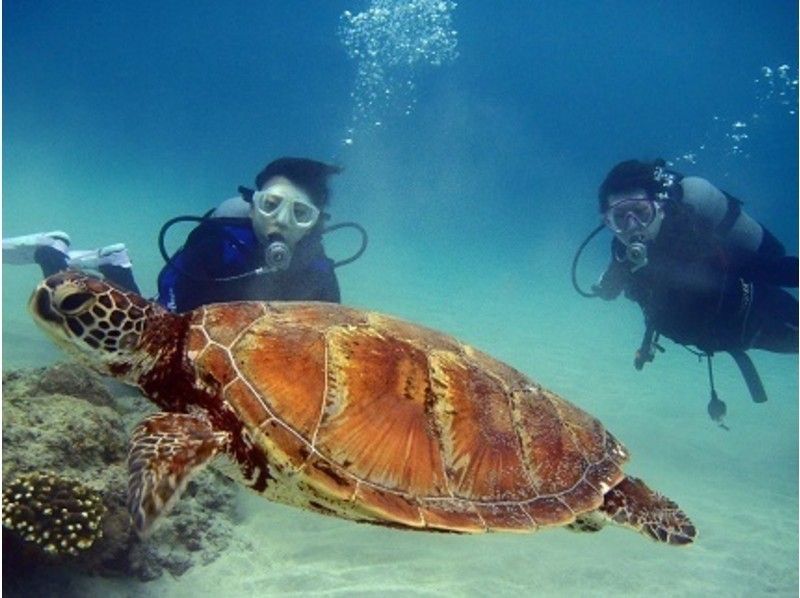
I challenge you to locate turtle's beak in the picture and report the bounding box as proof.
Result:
[30,286,64,326]
[28,281,80,361]
[29,277,108,374]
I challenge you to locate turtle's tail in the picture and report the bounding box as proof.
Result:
[600,476,697,546]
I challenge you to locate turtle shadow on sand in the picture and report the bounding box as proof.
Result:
[2,361,248,593]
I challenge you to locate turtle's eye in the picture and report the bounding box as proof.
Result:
[58,292,96,315]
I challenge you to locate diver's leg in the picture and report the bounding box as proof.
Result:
[68,244,141,294]
[34,246,71,276]
[3,231,71,277]
[751,230,797,287]
[98,265,141,295]
[770,255,798,287]
[747,286,798,353]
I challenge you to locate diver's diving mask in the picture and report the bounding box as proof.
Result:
[251,183,320,246]
[604,192,665,272]
[249,182,321,272]
[604,193,664,243]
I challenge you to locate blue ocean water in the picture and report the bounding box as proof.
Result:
[3,1,798,596]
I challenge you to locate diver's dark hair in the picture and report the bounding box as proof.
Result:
[598,159,672,212]
[255,157,343,208]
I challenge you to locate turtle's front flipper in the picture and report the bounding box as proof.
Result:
[127,412,230,536]
[600,476,696,545]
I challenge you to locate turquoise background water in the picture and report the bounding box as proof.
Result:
[3,2,798,596]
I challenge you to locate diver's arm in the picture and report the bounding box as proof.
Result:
[633,323,665,370]
[592,239,629,300]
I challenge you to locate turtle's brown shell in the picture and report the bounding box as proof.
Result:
[185,301,629,533]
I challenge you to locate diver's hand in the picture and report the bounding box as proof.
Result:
[634,346,654,370]
[591,282,618,301]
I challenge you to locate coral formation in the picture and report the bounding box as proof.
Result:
[2,362,240,587]
[2,472,106,556]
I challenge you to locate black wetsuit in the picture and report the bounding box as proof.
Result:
[156,218,340,313]
[597,184,798,355]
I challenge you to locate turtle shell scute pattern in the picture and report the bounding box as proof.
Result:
[187,303,628,532]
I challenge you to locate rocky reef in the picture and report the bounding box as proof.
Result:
[2,362,242,591]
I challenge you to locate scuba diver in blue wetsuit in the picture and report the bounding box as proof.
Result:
[4,157,366,311]
[157,157,366,312]
[572,159,798,428]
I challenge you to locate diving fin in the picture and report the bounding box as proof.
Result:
[728,350,768,403]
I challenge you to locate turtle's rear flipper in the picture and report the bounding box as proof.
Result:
[600,476,696,546]
[127,412,231,536]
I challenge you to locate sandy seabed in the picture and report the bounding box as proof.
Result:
[2,257,797,597]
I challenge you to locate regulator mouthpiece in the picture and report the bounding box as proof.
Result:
[265,238,291,271]
[626,240,648,272]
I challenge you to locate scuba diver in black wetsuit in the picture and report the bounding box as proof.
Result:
[157,157,366,312]
[572,158,798,427]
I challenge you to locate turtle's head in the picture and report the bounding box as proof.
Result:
[29,271,167,382]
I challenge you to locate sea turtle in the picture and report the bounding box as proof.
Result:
[29,272,696,545]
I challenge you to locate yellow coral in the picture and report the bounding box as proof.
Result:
[2,471,106,556]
